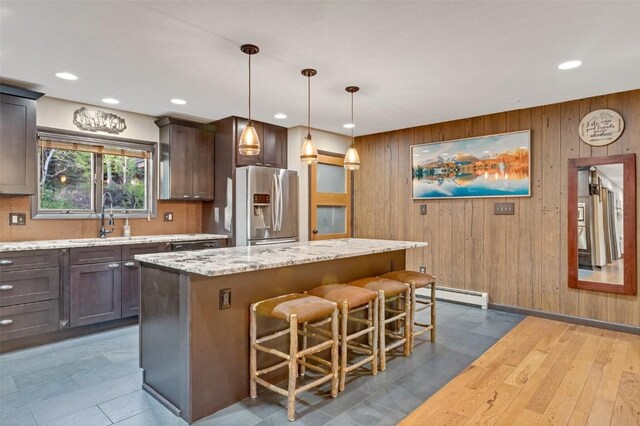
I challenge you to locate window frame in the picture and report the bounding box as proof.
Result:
[31,127,158,220]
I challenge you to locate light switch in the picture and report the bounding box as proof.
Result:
[164,212,174,222]
[494,202,515,215]
[420,205,427,215]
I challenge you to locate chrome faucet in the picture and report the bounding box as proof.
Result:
[99,192,115,239]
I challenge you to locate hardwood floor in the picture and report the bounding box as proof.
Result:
[400,316,640,425]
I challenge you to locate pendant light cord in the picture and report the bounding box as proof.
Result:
[307,75,311,136]
[351,92,355,147]
[248,53,252,122]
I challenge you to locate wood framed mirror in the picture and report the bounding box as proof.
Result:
[568,154,636,294]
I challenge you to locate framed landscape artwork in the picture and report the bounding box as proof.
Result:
[411,130,531,199]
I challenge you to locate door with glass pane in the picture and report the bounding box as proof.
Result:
[310,154,352,240]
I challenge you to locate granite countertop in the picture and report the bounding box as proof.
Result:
[135,238,428,277]
[0,234,228,252]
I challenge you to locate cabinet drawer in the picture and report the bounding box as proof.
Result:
[0,250,58,272]
[0,300,59,341]
[122,243,167,260]
[70,246,122,265]
[0,268,59,306]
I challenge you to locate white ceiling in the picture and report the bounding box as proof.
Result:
[1,1,639,137]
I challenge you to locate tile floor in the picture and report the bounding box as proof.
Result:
[0,302,524,426]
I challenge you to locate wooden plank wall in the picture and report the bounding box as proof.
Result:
[353,89,640,327]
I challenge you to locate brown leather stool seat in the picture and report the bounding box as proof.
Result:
[381,271,436,288]
[255,293,336,323]
[307,284,377,308]
[250,293,339,421]
[381,270,437,351]
[348,277,407,298]
[306,284,379,391]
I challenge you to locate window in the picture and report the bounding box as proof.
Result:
[33,130,156,219]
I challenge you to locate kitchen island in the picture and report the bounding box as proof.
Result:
[135,238,428,424]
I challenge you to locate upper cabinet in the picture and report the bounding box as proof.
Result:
[155,117,215,201]
[0,85,44,195]
[230,117,287,169]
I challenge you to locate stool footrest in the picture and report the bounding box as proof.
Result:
[384,338,406,352]
[253,343,290,360]
[345,355,376,374]
[257,360,289,376]
[254,376,288,397]
[298,359,331,375]
[307,353,332,366]
[298,340,333,358]
[346,327,374,342]
[256,327,291,344]
[347,316,371,326]
[295,373,335,395]
[384,313,406,324]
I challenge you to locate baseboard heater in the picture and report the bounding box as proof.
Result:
[416,286,489,309]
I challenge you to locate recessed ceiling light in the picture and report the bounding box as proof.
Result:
[274,113,287,119]
[171,99,187,105]
[343,123,355,129]
[102,98,120,105]
[56,72,78,80]
[558,60,582,70]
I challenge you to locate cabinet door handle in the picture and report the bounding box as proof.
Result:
[183,195,191,198]
[0,260,13,266]
[265,163,271,167]
[108,263,120,269]
[124,261,136,267]
[203,242,218,248]
[0,319,13,326]
[256,162,263,166]
[194,195,201,199]
[0,285,14,291]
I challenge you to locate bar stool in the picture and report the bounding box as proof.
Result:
[347,277,411,371]
[381,270,436,351]
[306,284,378,391]
[250,293,339,422]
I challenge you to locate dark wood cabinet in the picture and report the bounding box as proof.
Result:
[0,86,43,195]
[70,262,122,327]
[0,300,59,341]
[121,243,166,317]
[233,117,287,168]
[156,117,215,201]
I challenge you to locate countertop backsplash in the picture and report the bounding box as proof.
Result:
[0,195,205,242]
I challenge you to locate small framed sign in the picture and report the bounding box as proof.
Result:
[579,109,624,147]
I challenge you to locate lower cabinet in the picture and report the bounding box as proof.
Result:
[70,262,122,327]
[0,300,59,341]
[121,260,141,318]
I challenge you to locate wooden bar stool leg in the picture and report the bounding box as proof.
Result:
[339,300,349,392]
[410,282,417,352]
[378,290,386,372]
[300,321,308,375]
[249,306,257,398]
[287,314,298,422]
[372,297,379,375]
[430,282,436,342]
[367,301,373,348]
[330,306,339,398]
[403,287,411,357]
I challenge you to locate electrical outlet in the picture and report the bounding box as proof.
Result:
[494,202,515,215]
[419,266,426,273]
[9,213,26,225]
[420,204,427,215]
[219,288,231,310]
[164,212,174,222]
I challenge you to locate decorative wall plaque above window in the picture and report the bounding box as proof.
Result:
[579,109,624,147]
[73,107,127,134]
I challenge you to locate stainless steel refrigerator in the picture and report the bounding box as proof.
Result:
[235,166,299,246]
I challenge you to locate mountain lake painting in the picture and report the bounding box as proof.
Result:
[411,130,531,199]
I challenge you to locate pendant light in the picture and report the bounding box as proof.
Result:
[238,44,260,156]
[300,68,319,164]
[343,86,361,170]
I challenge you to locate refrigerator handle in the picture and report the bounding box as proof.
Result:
[271,175,278,231]
[278,174,284,231]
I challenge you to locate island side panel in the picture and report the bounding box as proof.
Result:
[139,266,190,418]
[187,250,406,423]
